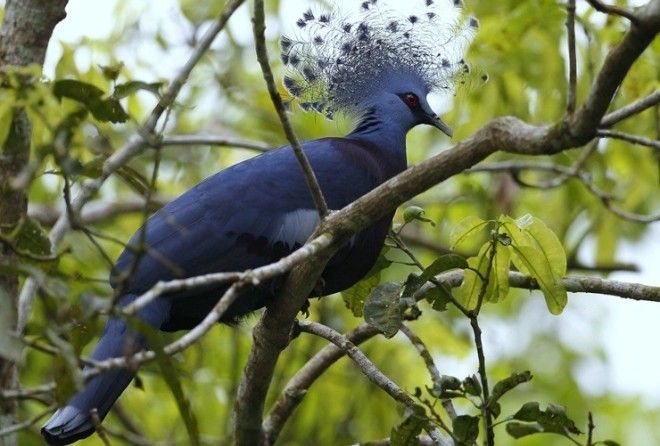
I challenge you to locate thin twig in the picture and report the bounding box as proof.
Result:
[584,0,640,25]
[29,196,169,227]
[597,129,660,149]
[297,321,453,446]
[251,0,329,218]
[161,134,270,152]
[468,161,660,223]
[398,324,458,424]
[0,404,55,437]
[399,324,442,388]
[600,90,660,128]
[469,240,498,446]
[566,0,578,115]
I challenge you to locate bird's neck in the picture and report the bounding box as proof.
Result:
[346,109,409,167]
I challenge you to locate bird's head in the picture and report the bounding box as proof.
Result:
[363,71,452,136]
[280,0,477,137]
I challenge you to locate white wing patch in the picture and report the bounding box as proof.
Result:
[272,209,320,247]
[272,208,357,251]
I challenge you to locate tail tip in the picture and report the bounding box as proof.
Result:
[41,406,95,445]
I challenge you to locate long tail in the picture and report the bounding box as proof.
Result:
[41,296,170,446]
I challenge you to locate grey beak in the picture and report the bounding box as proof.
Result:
[425,113,453,137]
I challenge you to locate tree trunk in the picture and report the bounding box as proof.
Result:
[0,1,68,444]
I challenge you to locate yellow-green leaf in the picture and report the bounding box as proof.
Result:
[458,243,491,310]
[509,245,567,314]
[526,218,567,277]
[0,90,15,145]
[486,245,511,303]
[450,216,489,250]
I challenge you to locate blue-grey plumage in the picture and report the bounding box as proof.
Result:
[40,86,450,445]
[42,0,474,443]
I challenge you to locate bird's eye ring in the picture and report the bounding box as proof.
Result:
[404,93,418,108]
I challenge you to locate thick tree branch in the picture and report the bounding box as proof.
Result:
[16,0,246,334]
[234,5,660,443]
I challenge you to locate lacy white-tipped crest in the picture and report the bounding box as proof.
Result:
[281,0,478,119]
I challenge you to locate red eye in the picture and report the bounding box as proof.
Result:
[404,93,418,107]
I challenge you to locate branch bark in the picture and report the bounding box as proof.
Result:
[0,1,68,443]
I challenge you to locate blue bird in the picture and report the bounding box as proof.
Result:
[42,1,476,444]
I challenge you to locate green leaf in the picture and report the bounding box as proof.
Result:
[500,215,567,313]
[425,286,452,312]
[53,79,128,123]
[537,403,581,435]
[510,402,581,437]
[364,282,404,338]
[342,251,391,317]
[420,254,468,283]
[457,243,491,310]
[431,375,463,398]
[526,217,567,277]
[0,288,22,363]
[485,245,511,303]
[113,80,163,99]
[453,415,479,444]
[0,89,15,145]
[489,371,532,406]
[512,402,542,421]
[99,61,124,80]
[462,374,482,396]
[506,421,543,438]
[509,244,567,314]
[490,401,502,419]
[402,254,466,303]
[450,216,489,250]
[53,79,104,103]
[391,405,428,446]
[10,217,51,256]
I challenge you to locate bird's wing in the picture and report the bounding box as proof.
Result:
[111,138,381,294]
